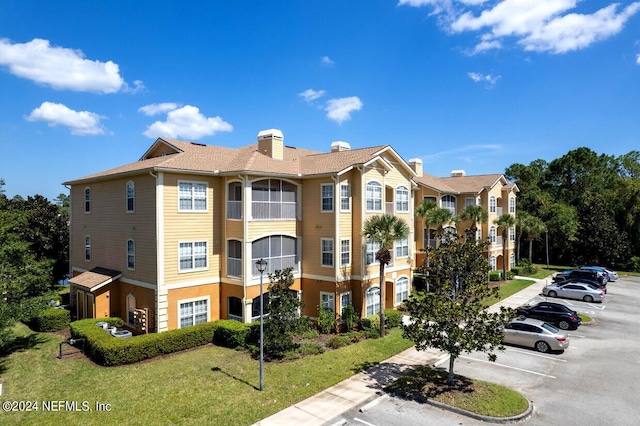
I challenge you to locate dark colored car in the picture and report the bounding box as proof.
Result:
[515,301,581,330]
[553,269,608,286]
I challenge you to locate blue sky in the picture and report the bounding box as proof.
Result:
[1,0,639,200]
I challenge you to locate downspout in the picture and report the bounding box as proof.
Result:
[239,174,248,315]
[63,184,72,296]
[331,174,339,321]
[149,171,164,332]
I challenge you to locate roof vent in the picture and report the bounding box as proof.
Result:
[450,170,466,177]
[408,158,423,177]
[330,141,351,152]
[257,129,284,160]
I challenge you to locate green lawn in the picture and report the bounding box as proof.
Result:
[482,279,536,307]
[0,323,413,426]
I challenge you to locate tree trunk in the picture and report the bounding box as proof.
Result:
[425,230,430,293]
[502,231,508,279]
[379,262,386,338]
[528,238,534,263]
[448,355,456,386]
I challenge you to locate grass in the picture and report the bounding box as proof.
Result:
[386,365,529,418]
[0,323,413,426]
[482,278,536,307]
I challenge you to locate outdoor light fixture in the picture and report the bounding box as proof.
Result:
[256,258,268,391]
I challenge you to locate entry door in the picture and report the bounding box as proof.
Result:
[76,290,85,319]
[86,294,95,319]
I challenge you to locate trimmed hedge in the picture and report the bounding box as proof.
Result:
[384,309,403,328]
[70,318,215,366]
[212,320,249,349]
[489,271,502,281]
[361,315,380,331]
[30,307,70,332]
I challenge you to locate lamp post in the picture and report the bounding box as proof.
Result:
[545,228,550,269]
[255,258,268,391]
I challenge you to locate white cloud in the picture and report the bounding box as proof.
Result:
[324,96,363,124]
[422,143,502,162]
[468,71,501,86]
[0,38,139,93]
[25,102,108,135]
[298,89,326,103]
[400,0,640,54]
[637,53,640,64]
[138,103,179,116]
[321,56,335,65]
[142,105,233,140]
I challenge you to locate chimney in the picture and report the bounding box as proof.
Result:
[408,158,423,177]
[257,129,284,160]
[451,170,466,177]
[330,141,351,152]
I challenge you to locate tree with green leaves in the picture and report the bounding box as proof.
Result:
[494,213,516,278]
[415,199,437,291]
[403,235,513,385]
[518,212,546,263]
[363,214,409,337]
[263,267,305,359]
[460,204,488,242]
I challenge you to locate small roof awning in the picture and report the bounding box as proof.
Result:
[69,267,122,293]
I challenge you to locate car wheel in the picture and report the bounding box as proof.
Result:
[535,340,550,353]
[583,295,594,303]
[548,290,557,298]
[558,320,570,330]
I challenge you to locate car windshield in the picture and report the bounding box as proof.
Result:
[541,323,559,333]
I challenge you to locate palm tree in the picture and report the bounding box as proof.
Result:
[520,214,546,263]
[460,204,488,243]
[415,199,437,253]
[494,213,517,279]
[363,214,409,337]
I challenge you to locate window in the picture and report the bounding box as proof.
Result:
[84,187,90,213]
[365,287,380,316]
[252,179,297,219]
[340,239,350,266]
[179,298,208,328]
[227,240,242,277]
[424,228,436,249]
[321,239,334,266]
[127,239,135,270]
[490,256,496,271]
[126,293,136,325]
[179,181,207,211]
[423,196,436,204]
[340,292,352,315]
[340,184,350,211]
[395,277,409,304]
[366,181,382,211]
[510,252,516,270]
[227,297,242,321]
[396,186,409,212]
[252,235,297,276]
[84,236,91,261]
[320,292,335,312]
[179,241,208,272]
[126,181,135,212]
[227,182,242,219]
[509,226,516,242]
[396,237,408,258]
[509,197,516,213]
[441,195,456,215]
[489,196,496,213]
[465,197,475,207]
[366,239,380,265]
[321,184,334,212]
[489,226,496,244]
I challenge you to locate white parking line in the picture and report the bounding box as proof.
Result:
[505,347,567,362]
[353,417,376,426]
[459,355,557,378]
[567,333,585,338]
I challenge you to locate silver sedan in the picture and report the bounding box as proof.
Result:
[502,317,570,353]
[543,281,605,303]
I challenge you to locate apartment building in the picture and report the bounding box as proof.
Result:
[409,159,518,273]
[65,129,416,333]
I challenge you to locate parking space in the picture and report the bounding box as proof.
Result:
[334,276,640,426]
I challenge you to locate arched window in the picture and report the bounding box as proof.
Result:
[395,277,409,304]
[509,226,516,241]
[509,197,516,213]
[489,226,496,244]
[126,293,136,325]
[366,181,382,211]
[396,186,409,212]
[84,187,91,213]
[510,253,516,270]
[489,196,496,213]
[127,239,135,270]
[365,287,380,317]
[441,195,456,215]
[490,256,496,271]
[85,236,91,261]
[252,235,297,276]
[126,181,135,212]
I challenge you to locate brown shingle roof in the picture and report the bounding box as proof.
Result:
[69,267,121,292]
[415,173,507,194]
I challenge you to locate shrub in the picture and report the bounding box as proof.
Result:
[70,318,215,366]
[317,305,336,334]
[518,258,536,274]
[361,314,380,331]
[298,342,325,356]
[29,307,70,332]
[511,267,521,275]
[325,335,352,349]
[505,270,515,280]
[489,271,502,281]
[212,320,249,349]
[341,304,359,332]
[384,309,403,329]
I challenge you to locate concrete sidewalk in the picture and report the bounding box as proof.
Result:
[253,276,551,426]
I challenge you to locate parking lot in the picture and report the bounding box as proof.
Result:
[337,276,640,426]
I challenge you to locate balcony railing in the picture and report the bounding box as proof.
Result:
[227,201,242,219]
[251,255,298,277]
[251,202,297,220]
[385,202,394,215]
[227,258,242,277]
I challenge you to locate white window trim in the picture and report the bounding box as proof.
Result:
[340,183,350,212]
[178,240,209,273]
[509,197,516,213]
[489,196,496,213]
[441,194,457,215]
[395,276,410,306]
[321,183,334,212]
[177,295,211,329]
[126,180,135,213]
[321,238,334,267]
[126,293,136,326]
[395,237,409,258]
[339,291,352,314]
[84,187,91,214]
[490,256,496,271]
[395,186,409,213]
[365,286,381,317]
[320,291,335,312]
[127,238,135,270]
[489,226,496,244]
[465,197,475,207]
[366,181,383,212]
[178,180,209,213]
[366,239,380,265]
[84,235,91,262]
[340,238,351,267]
[509,226,516,242]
